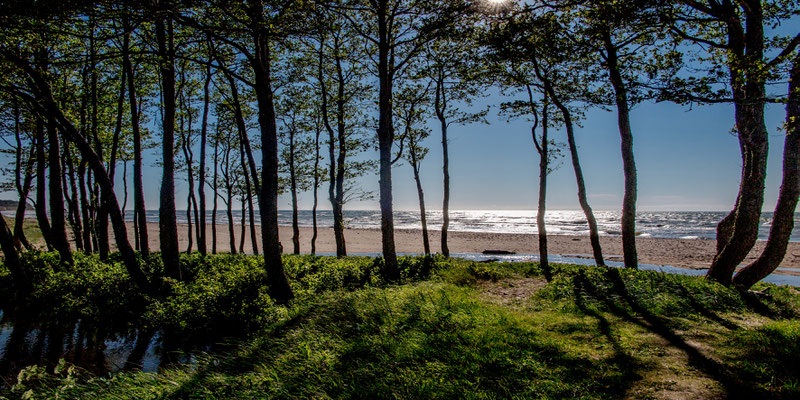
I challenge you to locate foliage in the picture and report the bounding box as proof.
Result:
[3,256,799,399]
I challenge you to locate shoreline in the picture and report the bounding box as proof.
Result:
[113,221,800,276]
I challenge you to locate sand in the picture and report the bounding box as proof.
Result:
[119,222,800,275]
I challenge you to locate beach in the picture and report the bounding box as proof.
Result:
[122,222,800,274]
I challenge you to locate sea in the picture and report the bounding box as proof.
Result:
[125,209,799,242]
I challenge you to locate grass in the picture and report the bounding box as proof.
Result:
[1,254,799,399]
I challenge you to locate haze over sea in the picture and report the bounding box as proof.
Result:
[113,210,800,242]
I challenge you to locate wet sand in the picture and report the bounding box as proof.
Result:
[123,222,800,275]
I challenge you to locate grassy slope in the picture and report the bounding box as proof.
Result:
[4,256,800,399]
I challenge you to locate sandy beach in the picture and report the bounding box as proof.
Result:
[112,222,800,274]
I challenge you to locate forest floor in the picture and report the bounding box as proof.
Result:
[0,254,798,399]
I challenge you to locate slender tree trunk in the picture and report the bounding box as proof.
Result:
[602,31,638,269]
[122,160,129,220]
[13,168,34,250]
[238,129,258,255]
[289,128,300,255]
[246,0,293,302]
[732,53,800,290]
[122,17,149,257]
[240,196,246,253]
[435,77,450,258]
[223,145,236,254]
[197,57,211,256]
[78,161,93,252]
[318,44,346,258]
[411,159,430,255]
[212,137,219,255]
[536,98,550,278]
[334,44,348,257]
[12,106,33,250]
[155,16,180,279]
[311,125,320,255]
[64,144,84,252]
[46,120,72,263]
[34,118,54,250]
[377,0,399,279]
[89,16,110,260]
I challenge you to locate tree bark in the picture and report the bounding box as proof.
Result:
[78,160,93,252]
[122,17,149,257]
[245,0,293,302]
[732,53,800,290]
[377,0,399,279]
[317,39,347,257]
[34,118,54,250]
[47,120,73,263]
[289,126,300,255]
[212,135,219,255]
[410,157,430,255]
[12,105,33,250]
[155,15,180,279]
[535,97,550,278]
[435,77,451,258]
[311,124,320,255]
[707,2,769,285]
[197,57,212,256]
[602,30,638,269]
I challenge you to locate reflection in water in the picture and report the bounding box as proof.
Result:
[0,313,170,387]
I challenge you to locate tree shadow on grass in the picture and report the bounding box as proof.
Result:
[576,269,767,399]
[166,286,646,399]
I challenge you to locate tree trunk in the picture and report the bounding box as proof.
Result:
[311,125,321,255]
[318,39,347,258]
[13,169,34,250]
[732,53,800,290]
[377,0,399,279]
[34,118,54,250]
[707,3,769,285]
[64,144,84,252]
[78,161,93,252]
[240,196,246,254]
[245,0,293,302]
[536,98,550,278]
[197,58,212,256]
[122,17,149,257]
[289,127,300,255]
[435,77,450,258]
[411,160,430,255]
[212,137,219,255]
[602,31,638,269]
[238,126,258,255]
[46,120,72,263]
[12,106,33,250]
[155,16,180,279]
[89,16,110,260]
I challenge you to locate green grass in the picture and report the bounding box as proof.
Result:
[2,254,800,399]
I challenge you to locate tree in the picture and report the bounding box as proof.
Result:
[667,0,800,285]
[395,83,432,255]
[485,7,606,267]
[732,51,800,289]
[338,0,465,278]
[423,23,488,258]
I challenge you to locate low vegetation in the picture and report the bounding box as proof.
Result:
[0,254,798,399]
